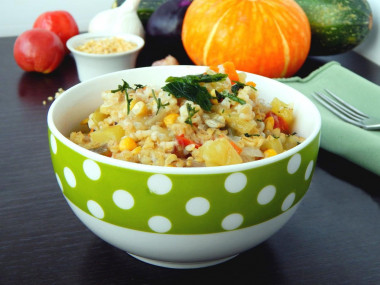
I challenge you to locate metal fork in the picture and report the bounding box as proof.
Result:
[312,89,380,130]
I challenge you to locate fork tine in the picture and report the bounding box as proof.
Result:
[314,91,364,121]
[324,89,369,119]
[312,92,365,128]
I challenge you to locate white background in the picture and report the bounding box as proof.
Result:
[0,0,114,36]
[1,0,379,65]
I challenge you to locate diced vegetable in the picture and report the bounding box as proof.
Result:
[222,62,239,82]
[270,98,293,126]
[89,108,108,128]
[164,113,179,126]
[229,140,242,154]
[90,125,125,144]
[176,134,201,148]
[265,111,290,134]
[225,113,257,135]
[199,138,242,166]
[261,136,283,154]
[119,137,138,151]
[131,101,148,116]
[264,148,277,158]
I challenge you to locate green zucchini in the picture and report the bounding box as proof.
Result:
[295,0,373,55]
[114,0,167,26]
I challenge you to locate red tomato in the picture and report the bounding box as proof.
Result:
[176,134,201,148]
[13,29,65,73]
[33,10,79,53]
[266,111,290,134]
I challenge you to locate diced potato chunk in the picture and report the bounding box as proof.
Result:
[89,108,108,128]
[261,136,284,154]
[283,134,303,150]
[199,138,242,166]
[271,98,293,126]
[225,113,257,135]
[90,125,125,144]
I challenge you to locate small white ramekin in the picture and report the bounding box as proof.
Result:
[67,32,144,82]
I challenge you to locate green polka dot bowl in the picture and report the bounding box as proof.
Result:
[47,65,321,269]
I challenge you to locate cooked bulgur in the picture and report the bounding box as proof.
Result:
[70,64,304,167]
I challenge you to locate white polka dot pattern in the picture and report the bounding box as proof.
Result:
[287,153,301,174]
[282,192,296,211]
[224,172,247,193]
[55,149,316,233]
[50,134,57,154]
[87,200,104,219]
[148,216,172,233]
[64,167,76,188]
[55,173,63,192]
[113,190,134,210]
[83,159,101,181]
[186,197,210,216]
[305,160,314,180]
[148,174,172,195]
[222,213,244,230]
[257,185,276,205]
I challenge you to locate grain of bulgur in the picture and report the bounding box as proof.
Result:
[75,37,137,54]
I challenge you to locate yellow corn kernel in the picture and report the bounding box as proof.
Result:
[211,98,218,105]
[131,101,148,116]
[264,148,277,158]
[129,99,138,110]
[164,113,179,126]
[246,81,256,87]
[119,137,137,151]
[131,146,141,154]
[264,116,274,131]
[210,89,218,105]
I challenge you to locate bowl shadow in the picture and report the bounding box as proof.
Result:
[80,239,280,285]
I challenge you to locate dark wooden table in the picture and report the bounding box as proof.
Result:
[1,36,379,285]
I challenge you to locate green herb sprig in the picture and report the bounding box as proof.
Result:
[162,73,228,111]
[232,81,257,93]
[244,133,261,137]
[184,103,199,125]
[111,80,133,114]
[215,90,246,105]
[111,81,146,114]
[133,84,146,90]
[152,90,169,115]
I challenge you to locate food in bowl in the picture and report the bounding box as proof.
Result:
[48,65,321,268]
[69,63,304,167]
[75,36,138,54]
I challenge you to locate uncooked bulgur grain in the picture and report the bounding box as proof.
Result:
[76,37,137,54]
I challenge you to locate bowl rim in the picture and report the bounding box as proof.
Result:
[66,32,145,58]
[47,65,321,175]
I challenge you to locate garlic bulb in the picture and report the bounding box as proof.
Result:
[88,0,145,38]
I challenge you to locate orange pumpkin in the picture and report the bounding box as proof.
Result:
[182,0,311,78]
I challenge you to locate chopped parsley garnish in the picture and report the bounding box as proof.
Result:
[215,90,246,105]
[184,103,199,125]
[232,81,257,92]
[244,133,261,137]
[152,90,169,115]
[166,73,228,84]
[162,73,228,111]
[133,84,145,90]
[111,79,131,93]
[111,79,133,114]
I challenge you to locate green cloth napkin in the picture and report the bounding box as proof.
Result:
[278,61,380,176]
